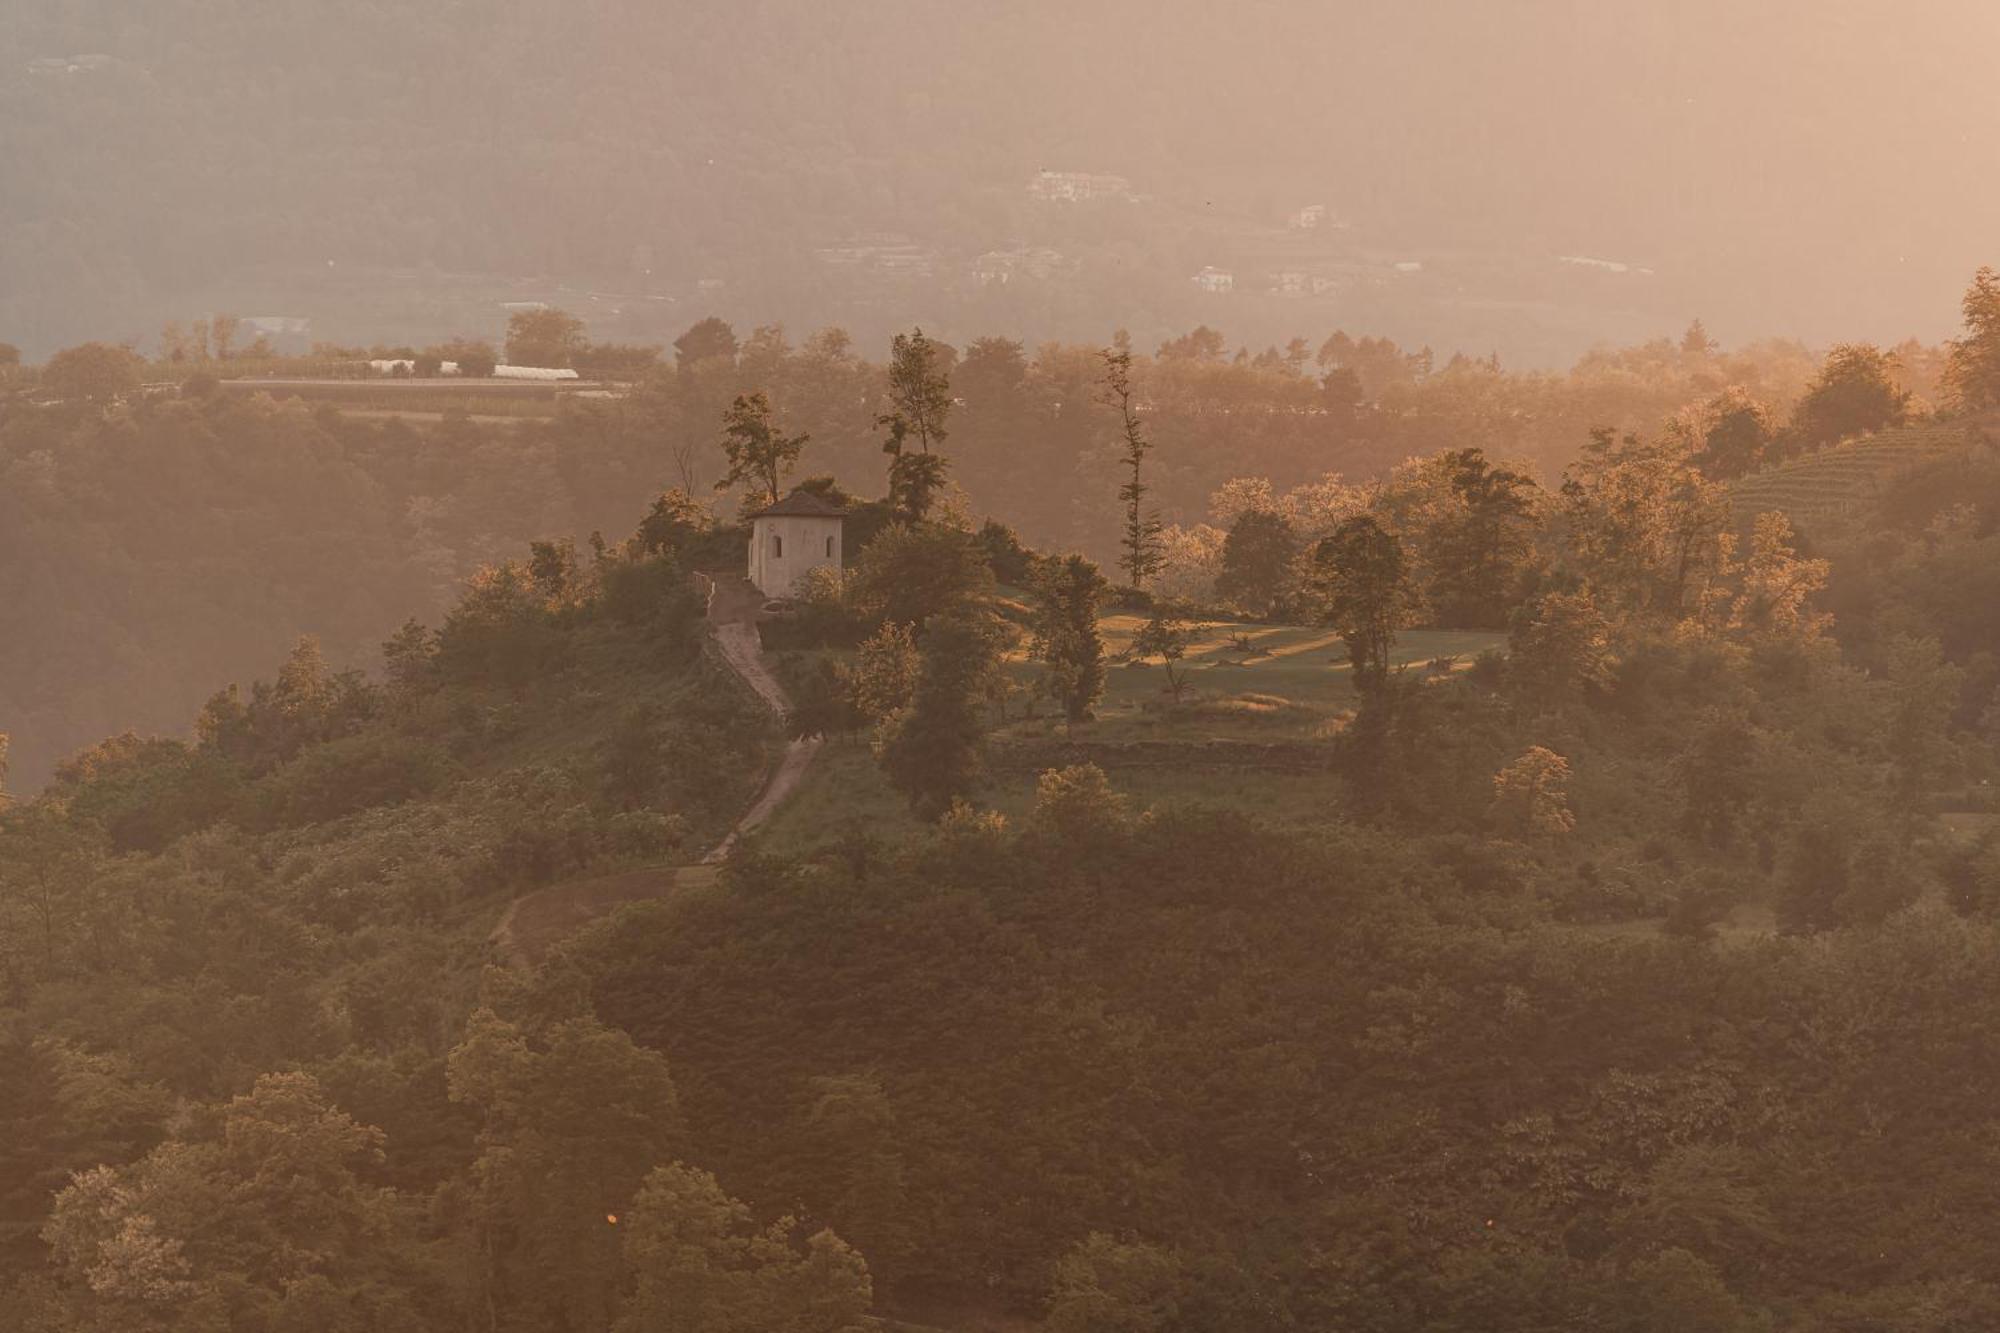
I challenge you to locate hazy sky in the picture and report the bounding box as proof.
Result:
[3,0,1996,358]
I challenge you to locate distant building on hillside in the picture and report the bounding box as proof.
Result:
[1192,266,1235,294]
[1270,271,1341,299]
[748,489,846,599]
[971,246,1070,286]
[1289,204,1329,229]
[1028,171,1132,203]
[812,234,938,280]
[27,53,111,76]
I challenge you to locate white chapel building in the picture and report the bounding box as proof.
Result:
[747,488,846,598]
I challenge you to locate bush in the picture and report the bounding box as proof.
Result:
[252,733,457,827]
[599,554,700,630]
[975,520,1037,585]
[1105,584,1156,613]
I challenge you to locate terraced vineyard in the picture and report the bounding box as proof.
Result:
[1729,420,1976,530]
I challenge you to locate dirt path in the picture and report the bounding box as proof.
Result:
[491,574,819,963]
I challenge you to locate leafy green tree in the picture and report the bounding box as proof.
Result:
[1101,349,1165,589]
[448,1007,682,1331]
[1557,429,1733,625]
[844,523,993,629]
[876,612,998,820]
[1129,607,1202,701]
[631,487,714,558]
[1882,635,1965,813]
[1029,555,1109,724]
[505,307,588,368]
[840,622,920,729]
[41,1073,429,1330]
[1489,746,1575,840]
[1156,326,1225,362]
[788,660,863,742]
[1690,386,1778,479]
[0,801,103,969]
[616,1162,871,1333]
[1944,266,2000,411]
[1508,589,1613,703]
[1609,1248,1763,1332]
[1030,763,1130,848]
[1729,511,1829,643]
[1215,509,1298,616]
[674,316,739,371]
[41,342,143,404]
[717,391,809,510]
[879,328,953,521]
[450,339,498,377]
[380,618,439,701]
[0,1038,168,1272]
[1309,516,1415,692]
[1425,448,1541,626]
[1791,343,1910,448]
[1676,709,1761,847]
[792,1074,913,1283]
[1046,1233,1184,1333]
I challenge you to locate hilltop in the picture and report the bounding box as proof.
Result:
[7,405,2000,1328]
[1729,415,1995,532]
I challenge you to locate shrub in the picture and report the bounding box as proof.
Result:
[253,733,457,827]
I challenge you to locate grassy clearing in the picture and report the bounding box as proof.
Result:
[997,620,1503,744]
[758,616,1498,853]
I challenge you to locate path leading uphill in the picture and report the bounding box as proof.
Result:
[699,578,825,862]
[491,574,820,964]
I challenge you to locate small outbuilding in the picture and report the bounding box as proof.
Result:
[747,489,846,599]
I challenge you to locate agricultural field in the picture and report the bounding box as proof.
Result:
[1729,419,1973,530]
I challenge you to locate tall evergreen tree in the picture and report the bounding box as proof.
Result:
[1101,348,1164,589]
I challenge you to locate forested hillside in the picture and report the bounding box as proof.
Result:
[2,272,1999,1329]
[0,317,1865,789]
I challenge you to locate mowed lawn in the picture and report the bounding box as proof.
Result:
[1073,614,1502,712]
[992,615,1505,745]
[755,617,1505,852]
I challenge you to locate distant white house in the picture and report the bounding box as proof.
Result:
[1192,266,1234,294]
[1289,204,1329,229]
[365,360,578,380]
[747,489,846,599]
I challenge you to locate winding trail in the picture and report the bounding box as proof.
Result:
[700,609,824,862]
[491,574,820,963]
